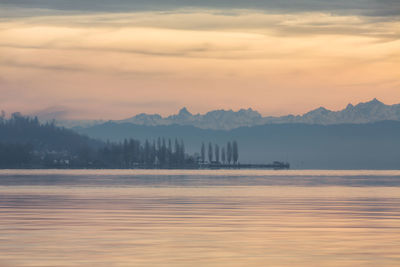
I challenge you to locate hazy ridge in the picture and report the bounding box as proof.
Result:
[52,98,400,130]
[75,120,400,169]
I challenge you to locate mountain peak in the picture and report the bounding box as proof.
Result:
[366,98,383,105]
[354,98,385,110]
[178,107,191,116]
[305,106,330,116]
[237,107,262,117]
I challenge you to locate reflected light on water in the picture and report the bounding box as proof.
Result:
[0,170,400,266]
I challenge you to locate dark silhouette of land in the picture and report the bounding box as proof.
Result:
[0,113,286,169]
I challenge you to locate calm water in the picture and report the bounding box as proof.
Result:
[1,170,400,266]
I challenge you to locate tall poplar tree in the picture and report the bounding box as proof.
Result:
[201,142,205,163]
[208,142,213,163]
[227,141,232,164]
[233,140,238,164]
[215,144,220,163]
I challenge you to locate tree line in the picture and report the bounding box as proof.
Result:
[0,113,197,168]
[96,137,194,168]
[200,141,239,164]
[0,113,243,169]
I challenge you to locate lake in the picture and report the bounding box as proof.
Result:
[1,170,400,266]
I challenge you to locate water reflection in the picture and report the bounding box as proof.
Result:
[0,170,400,266]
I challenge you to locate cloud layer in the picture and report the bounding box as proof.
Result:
[1,0,400,17]
[0,3,399,119]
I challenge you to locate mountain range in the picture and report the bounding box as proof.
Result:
[54,98,400,130]
[25,97,400,169]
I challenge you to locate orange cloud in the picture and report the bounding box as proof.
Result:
[0,11,399,119]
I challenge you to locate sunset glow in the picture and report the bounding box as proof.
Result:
[1,2,399,119]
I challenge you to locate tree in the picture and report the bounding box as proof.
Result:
[157,137,162,163]
[215,144,220,163]
[132,139,140,164]
[233,140,238,164]
[123,139,129,167]
[179,139,185,164]
[208,142,213,163]
[158,138,165,165]
[151,140,156,165]
[174,138,180,164]
[167,139,172,164]
[0,110,5,124]
[221,147,226,164]
[144,139,151,165]
[227,141,232,164]
[201,142,205,163]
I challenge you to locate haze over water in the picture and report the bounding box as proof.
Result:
[1,170,400,266]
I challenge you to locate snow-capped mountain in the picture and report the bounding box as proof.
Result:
[264,98,400,125]
[119,107,262,130]
[49,98,400,130]
[117,98,400,129]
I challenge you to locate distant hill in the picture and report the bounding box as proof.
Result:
[0,113,101,153]
[56,98,400,130]
[0,114,196,169]
[0,113,104,168]
[74,120,400,170]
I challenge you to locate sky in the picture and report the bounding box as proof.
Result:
[0,0,399,119]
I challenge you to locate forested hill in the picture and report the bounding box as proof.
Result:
[0,113,197,169]
[0,113,101,153]
[0,113,103,168]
